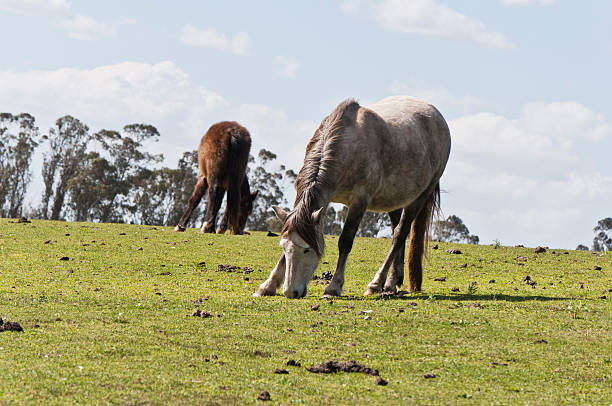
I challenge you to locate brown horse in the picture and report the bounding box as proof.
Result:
[174,121,258,234]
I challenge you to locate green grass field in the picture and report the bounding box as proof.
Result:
[0,219,610,405]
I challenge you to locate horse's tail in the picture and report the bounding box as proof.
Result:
[226,125,251,233]
[407,182,440,292]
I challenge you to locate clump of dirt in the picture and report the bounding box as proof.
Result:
[0,318,23,332]
[311,304,320,311]
[489,279,496,283]
[445,249,462,254]
[266,231,279,237]
[273,369,288,374]
[516,256,528,261]
[321,271,333,280]
[216,264,255,274]
[523,275,536,286]
[306,360,379,376]
[423,373,436,379]
[258,391,271,401]
[375,377,388,386]
[593,265,602,270]
[16,216,31,223]
[191,309,212,318]
[534,339,548,344]
[459,263,467,268]
[432,244,439,250]
[451,287,459,292]
[286,359,301,367]
[534,246,547,254]
[434,276,446,282]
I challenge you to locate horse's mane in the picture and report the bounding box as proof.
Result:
[281,99,360,257]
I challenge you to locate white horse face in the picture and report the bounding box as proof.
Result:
[280,232,319,298]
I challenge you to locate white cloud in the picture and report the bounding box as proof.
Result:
[341,0,513,49]
[181,24,250,55]
[500,0,555,6]
[0,0,69,12]
[275,56,299,78]
[0,61,226,150]
[441,100,612,248]
[61,14,114,40]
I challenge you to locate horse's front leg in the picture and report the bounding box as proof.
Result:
[324,199,368,297]
[174,175,208,232]
[253,254,286,297]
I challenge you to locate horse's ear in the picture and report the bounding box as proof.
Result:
[272,206,288,223]
[311,207,325,225]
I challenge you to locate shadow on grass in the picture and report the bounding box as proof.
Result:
[384,292,572,302]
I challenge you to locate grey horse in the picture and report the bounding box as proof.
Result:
[254,96,451,298]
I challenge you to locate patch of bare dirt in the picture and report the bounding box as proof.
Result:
[216,264,255,274]
[306,360,379,376]
[0,318,23,332]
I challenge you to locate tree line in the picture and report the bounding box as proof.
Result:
[1,111,488,242]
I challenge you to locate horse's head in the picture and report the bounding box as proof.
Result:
[238,190,259,231]
[273,205,324,298]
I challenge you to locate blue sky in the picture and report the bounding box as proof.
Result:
[1,0,611,249]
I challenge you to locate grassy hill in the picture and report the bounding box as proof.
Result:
[0,219,610,405]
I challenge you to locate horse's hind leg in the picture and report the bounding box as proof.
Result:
[383,209,405,293]
[174,175,208,232]
[365,187,433,295]
[201,178,225,233]
[225,175,242,234]
[253,254,286,297]
[323,198,368,297]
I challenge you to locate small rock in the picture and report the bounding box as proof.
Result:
[364,315,371,320]
[516,256,528,261]
[311,304,320,311]
[59,256,69,261]
[599,295,607,299]
[489,279,495,283]
[274,369,288,374]
[534,246,546,254]
[424,373,436,379]
[593,266,602,270]
[375,377,388,386]
[44,240,51,244]
[445,249,462,254]
[258,391,271,401]
[459,263,467,268]
[451,287,459,292]
[137,247,143,251]
[210,354,218,360]
[579,283,584,289]
[523,275,531,281]
[192,309,201,317]
[286,359,301,367]
[434,276,446,282]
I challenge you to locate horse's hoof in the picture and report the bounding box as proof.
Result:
[323,286,342,297]
[364,287,381,296]
[174,225,185,232]
[383,284,397,294]
[216,228,225,234]
[253,285,276,297]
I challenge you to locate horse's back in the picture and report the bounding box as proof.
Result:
[332,96,451,211]
[198,121,251,180]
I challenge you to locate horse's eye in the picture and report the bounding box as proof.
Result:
[304,248,311,253]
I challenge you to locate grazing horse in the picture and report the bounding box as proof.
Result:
[254,96,451,298]
[174,121,258,235]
